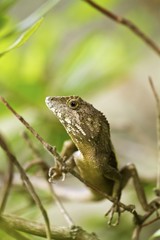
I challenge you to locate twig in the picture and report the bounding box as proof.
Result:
[0,96,63,163]
[23,132,75,227]
[0,214,70,240]
[132,226,141,240]
[149,77,160,193]
[0,214,100,240]
[142,215,160,228]
[132,215,160,240]
[0,155,14,213]
[0,219,30,240]
[0,133,52,240]
[22,131,42,159]
[82,0,160,56]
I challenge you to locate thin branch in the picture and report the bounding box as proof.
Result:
[132,215,160,240]
[0,96,63,163]
[49,182,75,228]
[0,155,14,213]
[149,77,160,193]
[0,220,30,240]
[132,226,141,240]
[82,0,160,56]
[0,133,52,240]
[23,132,75,228]
[22,131,42,159]
[0,214,100,240]
[142,215,160,228]
[0,214,70,240]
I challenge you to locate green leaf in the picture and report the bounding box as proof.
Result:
[0,18,43,57]
[0,0,61,57]
[1,0,61,36]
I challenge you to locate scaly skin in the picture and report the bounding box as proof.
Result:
[45,96,121,199]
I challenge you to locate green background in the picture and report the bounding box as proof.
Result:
[0,0,160,239]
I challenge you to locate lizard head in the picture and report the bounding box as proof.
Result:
[45,96,110,145]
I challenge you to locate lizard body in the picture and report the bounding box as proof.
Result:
[45,95,159,225]
[45,96,121,200]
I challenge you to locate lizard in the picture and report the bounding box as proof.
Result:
[45,95,158,225]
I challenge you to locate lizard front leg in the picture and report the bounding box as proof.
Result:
[61,140,77,159]
[49,140,77,182]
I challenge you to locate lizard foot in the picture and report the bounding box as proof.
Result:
[105,201,122,226]
[105,201,135,226]
[48,161,67,182]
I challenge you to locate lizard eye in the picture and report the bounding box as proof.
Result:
[67,99,79,109]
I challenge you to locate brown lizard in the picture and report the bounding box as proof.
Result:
[45,95,157,225]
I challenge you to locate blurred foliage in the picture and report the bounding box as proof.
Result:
[0,0,160,239]
[1,0,158,147]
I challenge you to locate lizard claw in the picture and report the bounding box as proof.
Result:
[48,161,66,182]
[105,201,135,226]
[105,201,122,226]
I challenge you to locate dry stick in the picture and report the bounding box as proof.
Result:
[83,0,160,56]
[0,214,100,240]
[0,156,14,213]
[133,216,160,240]
[0,96,62,163]
[0,219,30,240]
[49,180,74,227]
[149,78,160,193]
[133,215,160,240]
[27,160,74,228]
[142,215,160,228]
[0,133,52,240]
[0,96,138,217]
[0,214,71,240]
[132,210,160,240]
[23,132,74,227]
[132,226,141,240]
[22,131,42,159]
